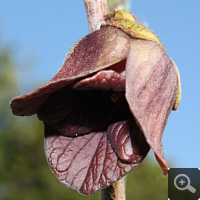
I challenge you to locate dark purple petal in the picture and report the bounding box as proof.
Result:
[125,40,178,175]
[107,120,149,163]
[73,69,125,91]
[10,27,130,116]
[45,125,149,195]
[51,27,130,82]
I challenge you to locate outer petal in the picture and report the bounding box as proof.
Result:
[51,27,130,82]
[10,27,131,116]
[125,40,178,175]
[45,126,148,195]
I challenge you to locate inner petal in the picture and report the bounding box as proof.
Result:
[73,59,126,91]
[73,69,125,91]
[107,120,149,163]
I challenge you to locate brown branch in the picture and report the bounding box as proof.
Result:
[84,0,109,32]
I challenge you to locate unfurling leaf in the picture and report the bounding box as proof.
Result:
[10,10,181,195]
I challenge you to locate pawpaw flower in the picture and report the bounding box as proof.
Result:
[10,10,181,195]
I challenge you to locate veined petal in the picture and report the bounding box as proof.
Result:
[107,120,149,163]
[45,125,148,195]
[125,40,178,175]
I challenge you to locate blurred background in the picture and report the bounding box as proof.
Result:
[0,0,199,199]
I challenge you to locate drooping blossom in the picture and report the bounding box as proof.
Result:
[10,11,180,195]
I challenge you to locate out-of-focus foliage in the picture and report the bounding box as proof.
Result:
[126,158,168,199]
[0,35,167,200]
[0,42,17,129]
[107,0,131,11]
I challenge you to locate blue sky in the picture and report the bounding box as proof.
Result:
[1,1,200,169]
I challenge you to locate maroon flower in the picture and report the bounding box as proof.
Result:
[10,26,180,195]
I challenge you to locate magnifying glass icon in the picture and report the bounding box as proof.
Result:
[174,174,196,193]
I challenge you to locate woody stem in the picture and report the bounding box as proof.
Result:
[102,178,126,200]
[83,0,109,32]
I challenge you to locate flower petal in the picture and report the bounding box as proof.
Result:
[125,40,178,175]
[45,126,147,195]
[51,27,130,82]
[73,69,125,91]
[10,27,130,116]
[107,120,149,163]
